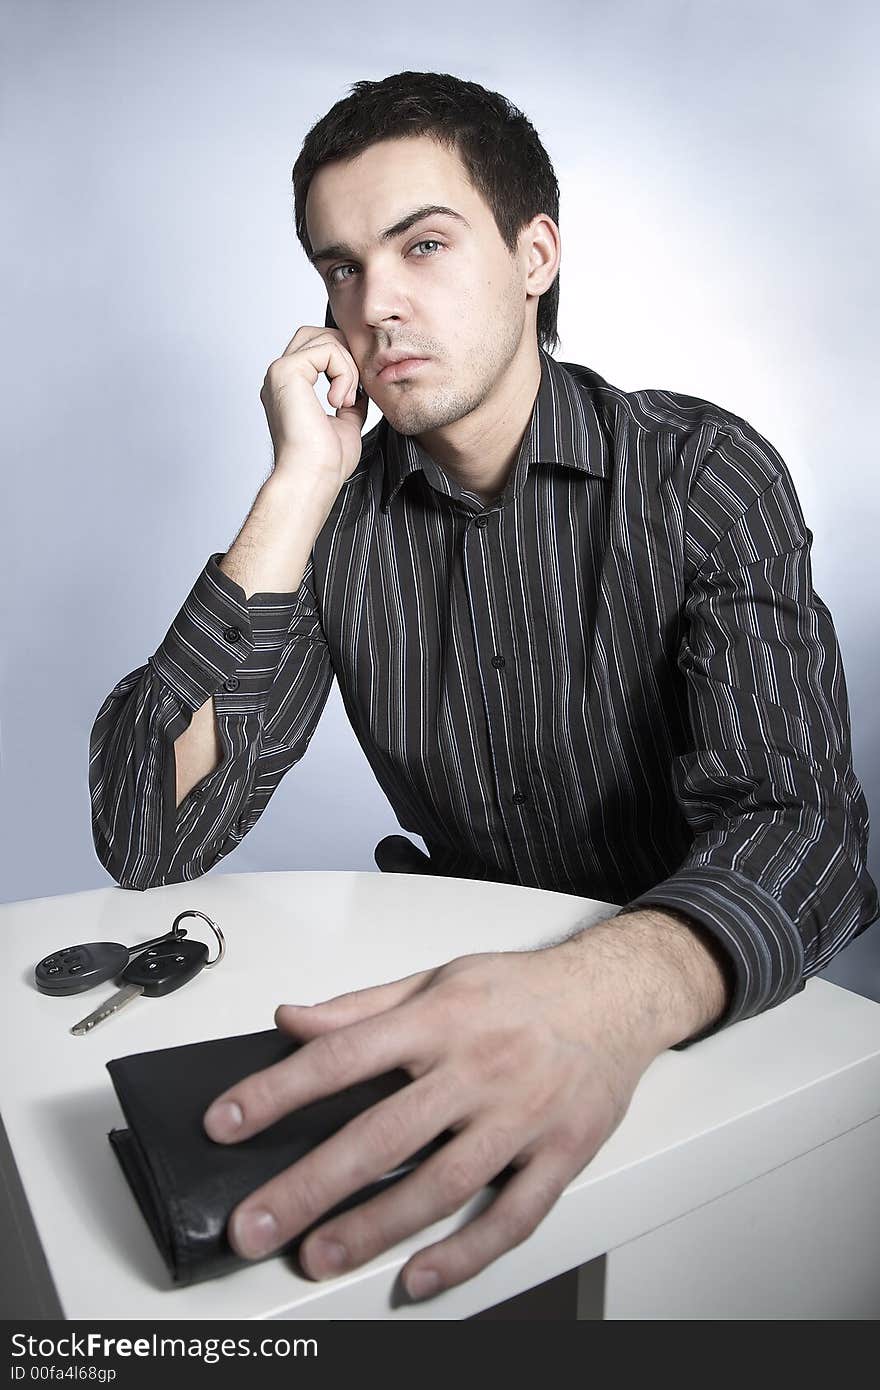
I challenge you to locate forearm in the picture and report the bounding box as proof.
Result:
[219,464,340,599]
[173,696,223,806]
[92,539,332,885]
[174,467,339,804]
[560,906,732,1065]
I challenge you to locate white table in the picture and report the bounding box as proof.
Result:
[2,871,880,1321]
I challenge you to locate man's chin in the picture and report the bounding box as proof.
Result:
[375,389,472,436]
[377,397,443,437]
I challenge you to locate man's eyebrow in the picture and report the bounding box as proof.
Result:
[309,205,471,266]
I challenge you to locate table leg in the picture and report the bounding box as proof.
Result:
[0,1110,62,1319]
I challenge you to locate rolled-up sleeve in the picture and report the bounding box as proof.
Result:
[89,553,334,890]
[618,445,878,1047]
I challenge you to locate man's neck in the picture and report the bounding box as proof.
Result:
[414,340,542,504]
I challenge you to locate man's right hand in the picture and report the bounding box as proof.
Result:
[173,325,370,806]
[260,326,370,491]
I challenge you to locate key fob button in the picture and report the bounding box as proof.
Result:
[70,964,83,973]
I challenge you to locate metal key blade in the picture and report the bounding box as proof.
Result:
[71,985,144,1036]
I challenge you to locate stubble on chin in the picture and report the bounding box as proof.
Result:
[379,345,508,437]
[377,294,525,437]
[382,381,487,437]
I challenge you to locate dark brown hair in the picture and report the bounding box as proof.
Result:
[292,71,560,353]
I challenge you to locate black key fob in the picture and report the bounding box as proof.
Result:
[122,939,210,996]
[35,942,130,996]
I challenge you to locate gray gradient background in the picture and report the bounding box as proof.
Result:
[2,0,878,1002]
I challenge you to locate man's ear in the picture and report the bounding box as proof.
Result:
[523,215,560,297]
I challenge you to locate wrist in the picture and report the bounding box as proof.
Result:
[556,907,731,1060]
[269,438,348,486]
[261,463,341,513]
[220,470,338,600]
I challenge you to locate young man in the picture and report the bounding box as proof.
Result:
[90,71,877,1301]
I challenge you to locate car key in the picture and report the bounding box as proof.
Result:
[35,928,187,997]
[70,937,209,1036]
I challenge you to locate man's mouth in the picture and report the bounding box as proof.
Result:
[375,357,431,383]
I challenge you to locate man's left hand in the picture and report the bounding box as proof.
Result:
[203,938,663,1300]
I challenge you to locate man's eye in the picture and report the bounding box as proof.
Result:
[411,240,442,257]
[328,264,357,286]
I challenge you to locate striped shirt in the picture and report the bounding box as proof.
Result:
[89,348,878,1046]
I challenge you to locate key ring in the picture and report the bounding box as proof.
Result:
[171,910,225,968]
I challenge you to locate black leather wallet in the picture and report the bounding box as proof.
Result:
[107,1027,449,1287]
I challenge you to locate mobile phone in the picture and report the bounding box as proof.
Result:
[324,300,364,400]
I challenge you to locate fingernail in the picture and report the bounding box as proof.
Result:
[233,1207,280,1258]
[308,1237,349,1278]
[405,1268,440,1301]
[204,1100,243,1141]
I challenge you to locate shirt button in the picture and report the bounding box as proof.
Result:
[474,515,489,529]
[223,676,240,692]
[512,791,528,806]
[191,787,204,801]
[223,626,242,643]
[491,654,506,669]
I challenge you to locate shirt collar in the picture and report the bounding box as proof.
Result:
[379,347,609,511]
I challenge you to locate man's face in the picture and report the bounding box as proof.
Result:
[305,135,531,436]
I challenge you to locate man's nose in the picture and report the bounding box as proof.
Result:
[360,266,409,329]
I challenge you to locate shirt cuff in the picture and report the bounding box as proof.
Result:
[149,554,309,712]
[616,865,806,1049]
